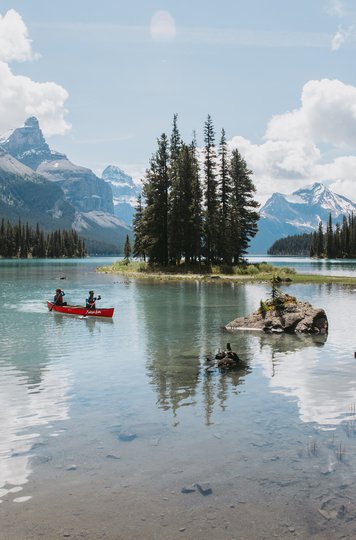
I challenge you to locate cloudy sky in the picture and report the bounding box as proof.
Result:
[1,0,356,202]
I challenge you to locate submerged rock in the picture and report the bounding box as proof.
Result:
[226,296,328,334]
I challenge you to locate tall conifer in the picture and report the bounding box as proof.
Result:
[203,115,218,264]
[229,149,259,263]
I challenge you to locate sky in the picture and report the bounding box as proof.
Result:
[1,0,356,203]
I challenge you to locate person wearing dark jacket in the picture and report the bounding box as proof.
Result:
[86,290,101,309]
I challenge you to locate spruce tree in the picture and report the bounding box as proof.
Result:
[124,234,132,260]
[217,128,233,264]
[326,213,334,258]
[229,148,259,263]
[141,133,170,265]
[317,221,324,257]
[203,115,218,264]
[133,195,146,260]
[168,114,183,264]
[189,134,203,264]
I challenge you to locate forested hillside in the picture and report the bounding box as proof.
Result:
[268,233,312,256]
[0,219,86,258]
[268,213,356,258]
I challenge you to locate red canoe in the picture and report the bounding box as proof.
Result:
[47,301,114,318]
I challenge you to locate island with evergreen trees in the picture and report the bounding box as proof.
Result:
[99,116,356,285]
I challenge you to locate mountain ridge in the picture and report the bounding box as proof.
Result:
[249,182,356,254]
[0,118,130,254]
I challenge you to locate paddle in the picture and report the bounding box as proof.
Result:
[49,290,65,311]
[79,295,101,319]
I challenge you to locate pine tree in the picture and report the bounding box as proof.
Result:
[168,114,184,264]
[326,213,334,258]
[203,115,219,264]
[124,234,132,260]
[141,133,170,265]
[133,195,146,260]
[189,135,203,264]
[229,148,259,263]
[217,128,233,264]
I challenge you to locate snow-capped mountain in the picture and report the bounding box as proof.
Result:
[249,182,356,254]
[0,118,130,253]
[0,117,65,170]
[101,165,141,225]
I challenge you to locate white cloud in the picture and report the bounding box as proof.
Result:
[331,29,346,50]
[150,10,176,42]
[228,79,356,203]
[328,0,345,17]
[0,9,35,62]
[0,10,70,136]
[331,25,353,50]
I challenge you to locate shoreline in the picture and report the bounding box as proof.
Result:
[96,265,356,285]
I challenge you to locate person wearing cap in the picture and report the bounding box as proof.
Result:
[54,288,66,305]
[86,290,101,309]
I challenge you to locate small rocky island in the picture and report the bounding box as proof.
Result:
[226,282,328,334]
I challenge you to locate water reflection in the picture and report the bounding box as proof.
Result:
[258,332,327,376]
[251,331,356,428]
[139,281,253,423]
[202,361,251,425]
[0,361,71,502]
[52,312,114,335]
[0,307,72,504]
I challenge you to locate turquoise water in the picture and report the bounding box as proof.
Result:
[1,257,356,538]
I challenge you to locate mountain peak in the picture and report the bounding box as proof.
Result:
[102,165,135,186]
[250,182,356,253]
[24,117,40,129]
[1,117,65,171]
[292,182,354,213]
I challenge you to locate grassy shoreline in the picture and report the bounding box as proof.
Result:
[96,260,356,285]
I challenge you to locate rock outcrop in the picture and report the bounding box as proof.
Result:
[226,296,328,334]
[101,165,141,225]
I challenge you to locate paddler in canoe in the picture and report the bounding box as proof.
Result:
[54,288,67,306]
[86,290,101,309]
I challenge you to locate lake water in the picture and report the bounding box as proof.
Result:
[1,257,356,539]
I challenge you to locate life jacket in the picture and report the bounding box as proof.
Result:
[87,297,96,309]
[55,291,64,305]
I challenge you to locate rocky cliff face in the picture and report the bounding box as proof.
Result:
[1,117,114,214]
[0,117,65,170]
[0,147,75,228]
[38,159,114,214]
[101,165,141,225]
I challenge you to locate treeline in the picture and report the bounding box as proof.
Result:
[133,115,259,266]
[268,233,312,256]
[268,213,356,258]
[310,213,356,258]
[0,219,86,258]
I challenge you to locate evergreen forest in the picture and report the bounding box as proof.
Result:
[0,219,86,258]
[268,213,356,258]
[133,115,260,267]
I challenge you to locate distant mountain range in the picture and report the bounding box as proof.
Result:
[2,119,354,258]
[0,117,135,254]
[249,182,356,254]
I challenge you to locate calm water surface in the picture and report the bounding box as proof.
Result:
[1,257,356,538]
